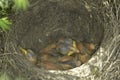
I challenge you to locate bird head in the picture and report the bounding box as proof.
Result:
[57,38,79,56]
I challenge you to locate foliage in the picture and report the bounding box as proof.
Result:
[13,0,29,10]
[0,0,29,32]
[0,0,12,17]
[0,17,12,32]
[0,0,10,9]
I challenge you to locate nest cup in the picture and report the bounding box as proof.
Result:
[0,0,119,80]
[11,1,104,52]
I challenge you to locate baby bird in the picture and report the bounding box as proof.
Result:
[76,42,95,64]
[77,42,95,55]
[40,38,79,56]
[20,47,37,65]
[40,43,56,54]
[38,61,62,70]
[56,38,79,56]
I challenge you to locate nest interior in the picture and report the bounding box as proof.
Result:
[0,0,119,80]
[12,0,104,53]
[8,0,104,70]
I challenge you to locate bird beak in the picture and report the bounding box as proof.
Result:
[67,41,79,56]
[67,48,79,56]
[19,47,27,55]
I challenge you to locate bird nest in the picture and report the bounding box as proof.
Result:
[0,0,120,80]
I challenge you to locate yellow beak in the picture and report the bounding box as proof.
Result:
[67,41,79,56]
[19,47,27,55]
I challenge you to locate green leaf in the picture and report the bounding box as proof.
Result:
[0,1,4,8]
[0,17,12,31]
[0,0,9,9]
[13,0,29,10]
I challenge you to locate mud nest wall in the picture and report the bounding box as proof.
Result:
[11,0,104,52]
[0,0,120,80]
